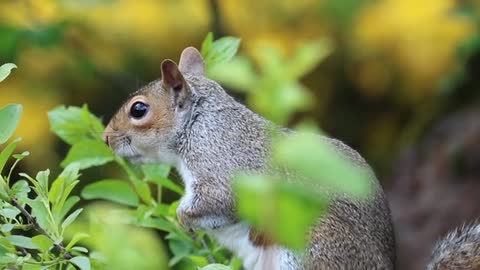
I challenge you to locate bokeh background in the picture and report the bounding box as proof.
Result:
[1,0,479,269]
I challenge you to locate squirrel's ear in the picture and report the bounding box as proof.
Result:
[178,47,205,77]
[161,59,190,108]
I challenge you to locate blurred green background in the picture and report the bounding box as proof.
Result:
[1,0,479,269]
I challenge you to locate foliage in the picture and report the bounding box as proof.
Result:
[0,35,245,269]
[209,38,332,124]
[1,1,479,263]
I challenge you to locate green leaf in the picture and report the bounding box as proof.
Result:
[62,208,83,230]
[273,133,371,197]
[66,232,90,251]
[0,63,17,82]
[70,256,91,270]
[0,224,14,233]
[48,176,65,205]
[201,32,213,57]
[288,39,333,80]
[202,35,241,72]
[133,216,176,233]
[81,179,139,206]
[61,139,114,169]
[12,151,29,160]
[6,235,37,249]
[188,255,209,267]
[58,195,80,221]
[48,105,104,145]
[70,246,89,253]
[28,198,53,233]
[208,56,257,91]
[142,164,171,179]
[52,164,81,221]
[9,180,30,200]
[234,174,326,249]
[146,176,183,195]
[36,169,50,194]
[0,137,20,174]
[0,104,22,144]
[31,235,53,252]
[133,180,153,205]
[22,264,42,270]
[0,206,20,219]
[199,264,231,270]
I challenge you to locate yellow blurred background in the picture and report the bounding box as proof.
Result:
[1,1,480,269]
[0,0,477,173]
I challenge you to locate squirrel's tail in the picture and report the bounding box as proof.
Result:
[425,223,480,270]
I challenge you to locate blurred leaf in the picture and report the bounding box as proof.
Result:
[6,235,37,249]
[132,180,152,205]
[12,151,29,160]
[133,216,176,233]
[273,133,371,197]
[208,56,258,91]
[0,104,22,144]
[142,164,170,179]
[62,208,84,230]
[202,34,241,73]
[168,237,193,267]
[72,204,168,270]
[201,32,213,57]
[82,179,139,207]
[234,174,325,249]
[289,39,333,80]
[70,246,89,253]
[0,137,21,174]
[61,140,114,169]
[199,264,231,270]
[48,105,104,145]
[70,256,91,270]
[145,177,183,195]
[188,255,209,267]
[22,264,42,270]
[142,164,182,195]
[0,63,17,82]
[253,82,313,124]
[31,235,53,252]
[66,233,90,251]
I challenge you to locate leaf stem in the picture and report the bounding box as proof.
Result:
[10,197,72,259]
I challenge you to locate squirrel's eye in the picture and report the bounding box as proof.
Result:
[129,101,149,119]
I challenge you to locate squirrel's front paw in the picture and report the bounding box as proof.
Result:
[177,206,201,229]
[177,204,231,230]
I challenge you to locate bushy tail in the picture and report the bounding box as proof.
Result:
[426,223,480,270]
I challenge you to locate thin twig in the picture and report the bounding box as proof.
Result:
[10,198,72,259]
[189,229,216,264]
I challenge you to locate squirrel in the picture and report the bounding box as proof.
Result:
[103,47,480,270]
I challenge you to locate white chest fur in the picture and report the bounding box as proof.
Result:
[176,161,298,270]
[210,222,289,270]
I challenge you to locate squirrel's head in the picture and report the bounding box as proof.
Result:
[103,47,205,164]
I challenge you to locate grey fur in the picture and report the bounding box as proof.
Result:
[106,52,479,269]
[426,223,480,270]
[172,75,396,269]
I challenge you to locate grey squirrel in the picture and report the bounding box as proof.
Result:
[103,47,480,269]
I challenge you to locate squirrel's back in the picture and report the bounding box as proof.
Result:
[305,137,396,269]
